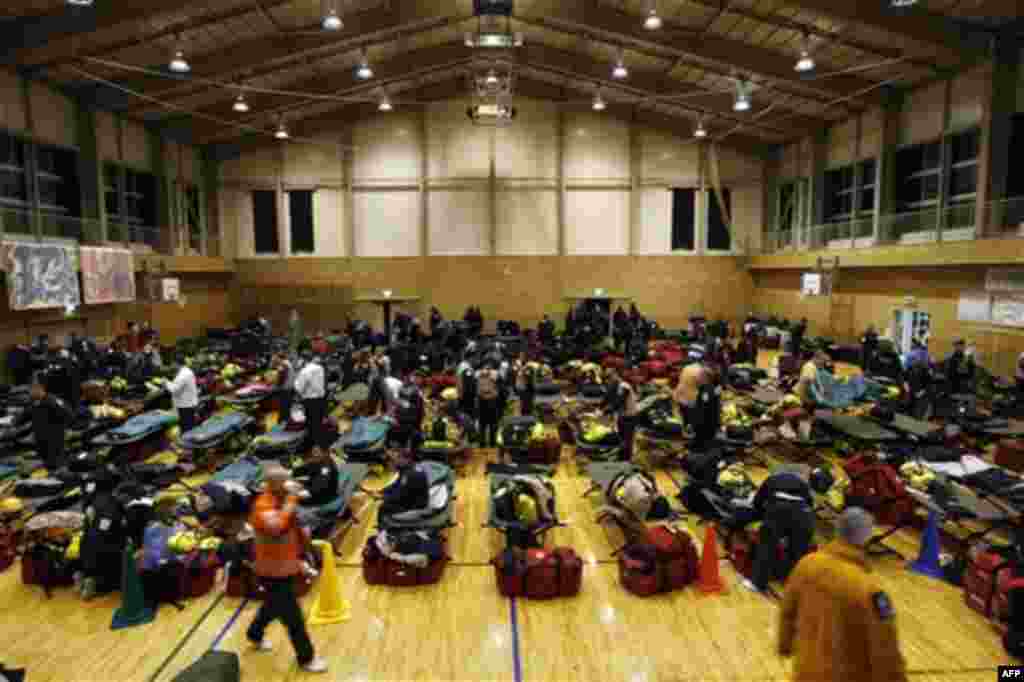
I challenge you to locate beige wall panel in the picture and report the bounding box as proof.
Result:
[96,111,119,162]
[0,70,25,133]
[732,184,764,254]
[565,190,629,255]
[714,146,763,186]
[30,85,75,148]
[285,135,343,186]
[222,147,279,185]
[122,120,150,169]
[218,188,242,259]
[426,99,491,179]
[353,114,421,182]
[949,65,989,131]
[860,108,884,159]
[495,189,558,255]
[428,190,489,255]
[779,140,812,179]
[899,80,945,145]
[494,98,558,179]
[231,189,257,258]
[827,118,857,168]
[353,189,420,257]
[313,188,346,258]
[639,130,699,185]
[563,113,629,181]
[637,187,672,255]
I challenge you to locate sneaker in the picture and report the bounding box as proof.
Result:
[250,638,273,652]
[300,657,328,673]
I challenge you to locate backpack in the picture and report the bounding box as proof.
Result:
[477,370,499,401]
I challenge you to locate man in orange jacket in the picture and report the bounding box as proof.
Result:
[246,464,327,674]
[779,507,907,682]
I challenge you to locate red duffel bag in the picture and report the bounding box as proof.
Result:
[995,439,1024,473]
[964,548,1014,621]
[619,526,699,596]
[493,547,582,599]
[640,361,669,379]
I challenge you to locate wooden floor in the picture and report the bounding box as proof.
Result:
[0,449,1008,681]
[0,352,1010,681]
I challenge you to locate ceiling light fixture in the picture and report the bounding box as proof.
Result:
[644,7,663,30]
[485,69,500,86]
[694,119,708,138]
[592,91,606,111]
[356,50,373,80]
[66,0,94,6]
[168,49,190,74]
[274,120,289,139]
[733,79,752,112]
[322,7,343,31]
[378,94,393,112]
[890,0,917,6]
[795,49,815,73]
[612,51,628,80]
[232,93,249,113]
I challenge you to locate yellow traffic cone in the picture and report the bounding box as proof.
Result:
[308,540,352,626]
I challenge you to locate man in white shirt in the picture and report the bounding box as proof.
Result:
[167,361,199,433]
[294,353,326,447]
[382,374,404,414]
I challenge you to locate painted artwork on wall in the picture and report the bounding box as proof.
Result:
[1,241,80,311]
[80,246,136,304]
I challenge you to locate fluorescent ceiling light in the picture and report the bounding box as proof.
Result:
[694,121,708,138]
[274,122,289,139]
[232,93,249,112]
[612,60,628,79]
[378,96,393,112]
[795,50,815,73]
[644,9,662,30]
[168,50,190,73]
[322,8,343,30]
[592,93,606,111]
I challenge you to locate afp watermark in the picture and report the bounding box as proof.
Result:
[1000,666,1024,679]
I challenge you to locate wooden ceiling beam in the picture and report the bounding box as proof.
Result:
[101,5,458,114]
[505,42,827,135]
[0,0,221,60]
[519,1,887,106]
[191,42,475,142]
[775,0,987,58]
[21,0,297,72]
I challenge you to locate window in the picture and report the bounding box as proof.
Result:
[858,158,877,213]
[288,190,315,254]
[948,128,979,203]
[671,188,696,251]
[0,132,27,206]
[103,162,120,218]
[36,145,79,216]
[896,141,942,209]
[184,185,201,252]
[778,182,798,234]
[252,190,279,254]
[706,188,732,251]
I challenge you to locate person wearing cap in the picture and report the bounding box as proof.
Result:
[944,339,976,396]
[247,463,326,674]
[860,324,879,372]
[167,358,199,434]
[294,352,326,447]
[779,507,907,682]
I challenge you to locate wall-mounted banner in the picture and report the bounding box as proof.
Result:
[1,241,80,311]
[80,246,136,304]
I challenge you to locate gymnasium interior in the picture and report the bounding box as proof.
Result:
[0,0,1023,680]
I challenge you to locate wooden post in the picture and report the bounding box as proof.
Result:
[557,105,566,257]
[419,108,429,258]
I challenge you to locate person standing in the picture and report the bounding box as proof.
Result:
[475,360,501,448]
[294,353,326,448]
[167,360,199,434]
[273,353,295,424]
[288,308,303,354]
[779,507,907,682]
[247,464,327,674]
[516,359,537,418]
[944,339,976,396]
[860,325,879,373]
[30,380,72,471]
[605,370,638,461]
[796,351,828,409]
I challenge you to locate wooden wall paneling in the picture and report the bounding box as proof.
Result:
[0,70,26,133]
[900,79,946,145]
[950,65,991,131]
[353,114,421,183]
[860,107,885,159]
[96,110,119,162]
[122,120,150,170]
[312,188,345,258]
[29,83,75,148]
[828,118,858,168]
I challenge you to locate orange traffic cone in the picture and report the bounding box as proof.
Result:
[308,540,351,626]
[697,525,726,594]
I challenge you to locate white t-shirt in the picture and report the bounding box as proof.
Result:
[383,377,404,408]
[294,362,325,400]
[167,366,198,409]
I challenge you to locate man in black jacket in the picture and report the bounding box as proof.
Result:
[380,451,429,515]
[31,380,72,471]
[293,447,340,508]
[860,325,879,372]
[944,339,976,396]
[735,464,815,594]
